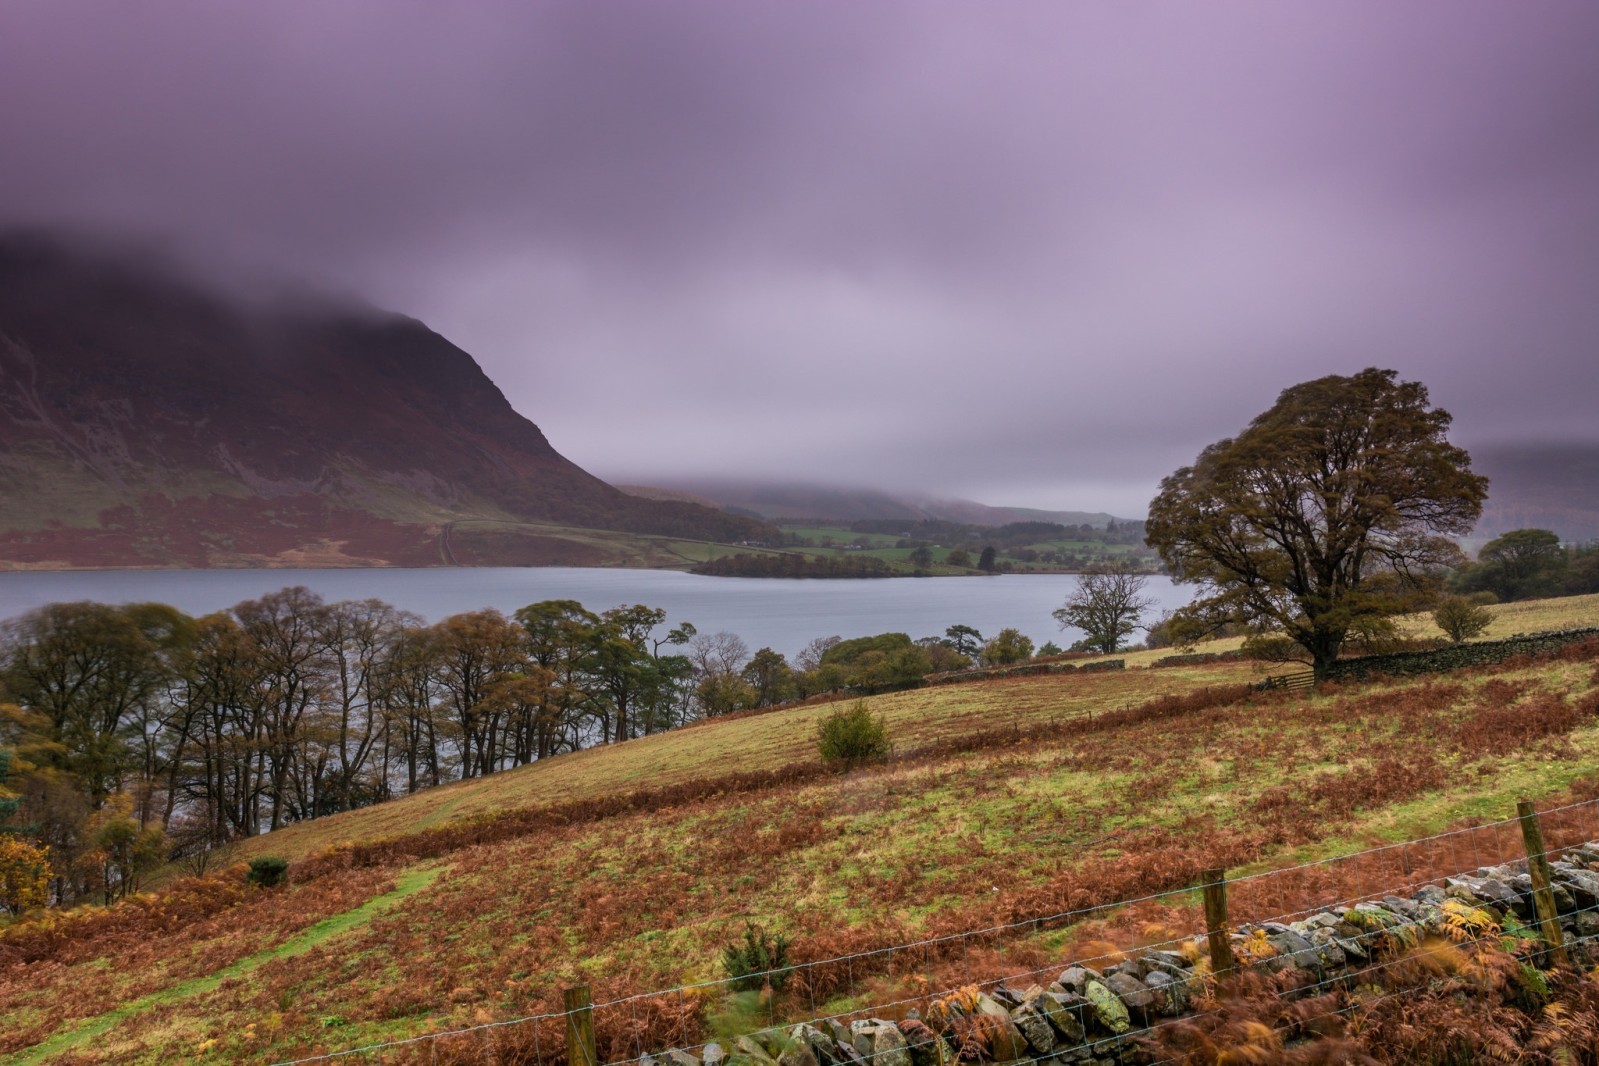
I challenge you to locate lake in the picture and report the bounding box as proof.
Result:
[0,568,1194,659]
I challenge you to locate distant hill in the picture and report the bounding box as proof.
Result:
[0,232,771,568]
[613,484,726,510]
[637,443,1599,545]
[635,478,1123,528]
[1470,443,1599,543]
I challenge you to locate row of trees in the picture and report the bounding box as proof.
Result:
[690,553,896,578]
[0,590,792,906]
[3,588,1091,908]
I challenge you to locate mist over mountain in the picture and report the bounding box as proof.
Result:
[623,479,1123,528]
[0,232,769,568]
[625,441,1599,548]
[1470,443,1599,544]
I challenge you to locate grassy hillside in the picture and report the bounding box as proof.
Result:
[3,596,1598,1063]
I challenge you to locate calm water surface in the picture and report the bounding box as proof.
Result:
[0,568,1193,658]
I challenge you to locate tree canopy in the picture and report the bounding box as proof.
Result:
[1146,368,1488,678]
[979,628,1034,666]
[1455,528,1567,602]
[1052,561,1155,654]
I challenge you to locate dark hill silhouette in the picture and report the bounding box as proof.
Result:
[0,232,770,568]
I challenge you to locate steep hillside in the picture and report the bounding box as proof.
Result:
[4,596,1598,1063]
[0,232,771,568]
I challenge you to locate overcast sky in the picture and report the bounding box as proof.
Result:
[3,2,1596,516]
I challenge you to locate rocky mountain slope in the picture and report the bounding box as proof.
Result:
[0,233,769,567]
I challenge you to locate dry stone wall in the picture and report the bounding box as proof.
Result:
[928,660,1125,687]
[1326,627,1599,683]
[1150,650,1244,669]
[644,842,1599,1066]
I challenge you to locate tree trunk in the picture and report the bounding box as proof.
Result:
[1308,631,1343,681]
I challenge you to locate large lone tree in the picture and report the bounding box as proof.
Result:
[1145,368,1488,679]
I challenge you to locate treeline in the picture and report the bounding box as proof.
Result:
[690,553,896,578]
[0,590,1036,910]
[0,589,737,907]
[1450,529,1599,602]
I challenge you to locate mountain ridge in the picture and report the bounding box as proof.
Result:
[0,232,771,568]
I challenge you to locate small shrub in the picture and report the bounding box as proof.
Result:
[816,700,891,766]
[1434,596,1493,643]
[246,856,290,888]
[721,922,791,992]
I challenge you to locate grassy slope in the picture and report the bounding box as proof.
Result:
[3,595,1598,1063]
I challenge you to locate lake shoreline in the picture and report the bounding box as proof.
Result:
[0,567,1194,660]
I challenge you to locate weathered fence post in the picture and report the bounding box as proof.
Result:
[1201,868,1234,981]
[565,985,597,1066]
[1517,800,1570,968]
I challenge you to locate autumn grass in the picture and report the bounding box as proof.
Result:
[10,866,445,1065]
[228,661,1256,865]
[1471,590,1599,637]
[5,594,1598,1063]
[42,661,1599,1060]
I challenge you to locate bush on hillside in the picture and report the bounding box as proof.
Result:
[980,627,1035,665]
[816,700,891,766]
[246,856,290,888]
[1434,595,1493,643]
[721,923,792,992]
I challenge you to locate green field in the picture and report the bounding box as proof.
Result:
[2,595,1597,1062]
[768,523,1158,575]
[438,517,797,569]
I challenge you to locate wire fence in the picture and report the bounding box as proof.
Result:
[273,795,1599,1065]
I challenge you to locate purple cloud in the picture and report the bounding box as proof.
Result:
[2,1,1596,516]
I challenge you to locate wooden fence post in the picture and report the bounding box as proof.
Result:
[1201,868,1234,981]
[565,985,596,1066]
[1517,800,1571,968]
